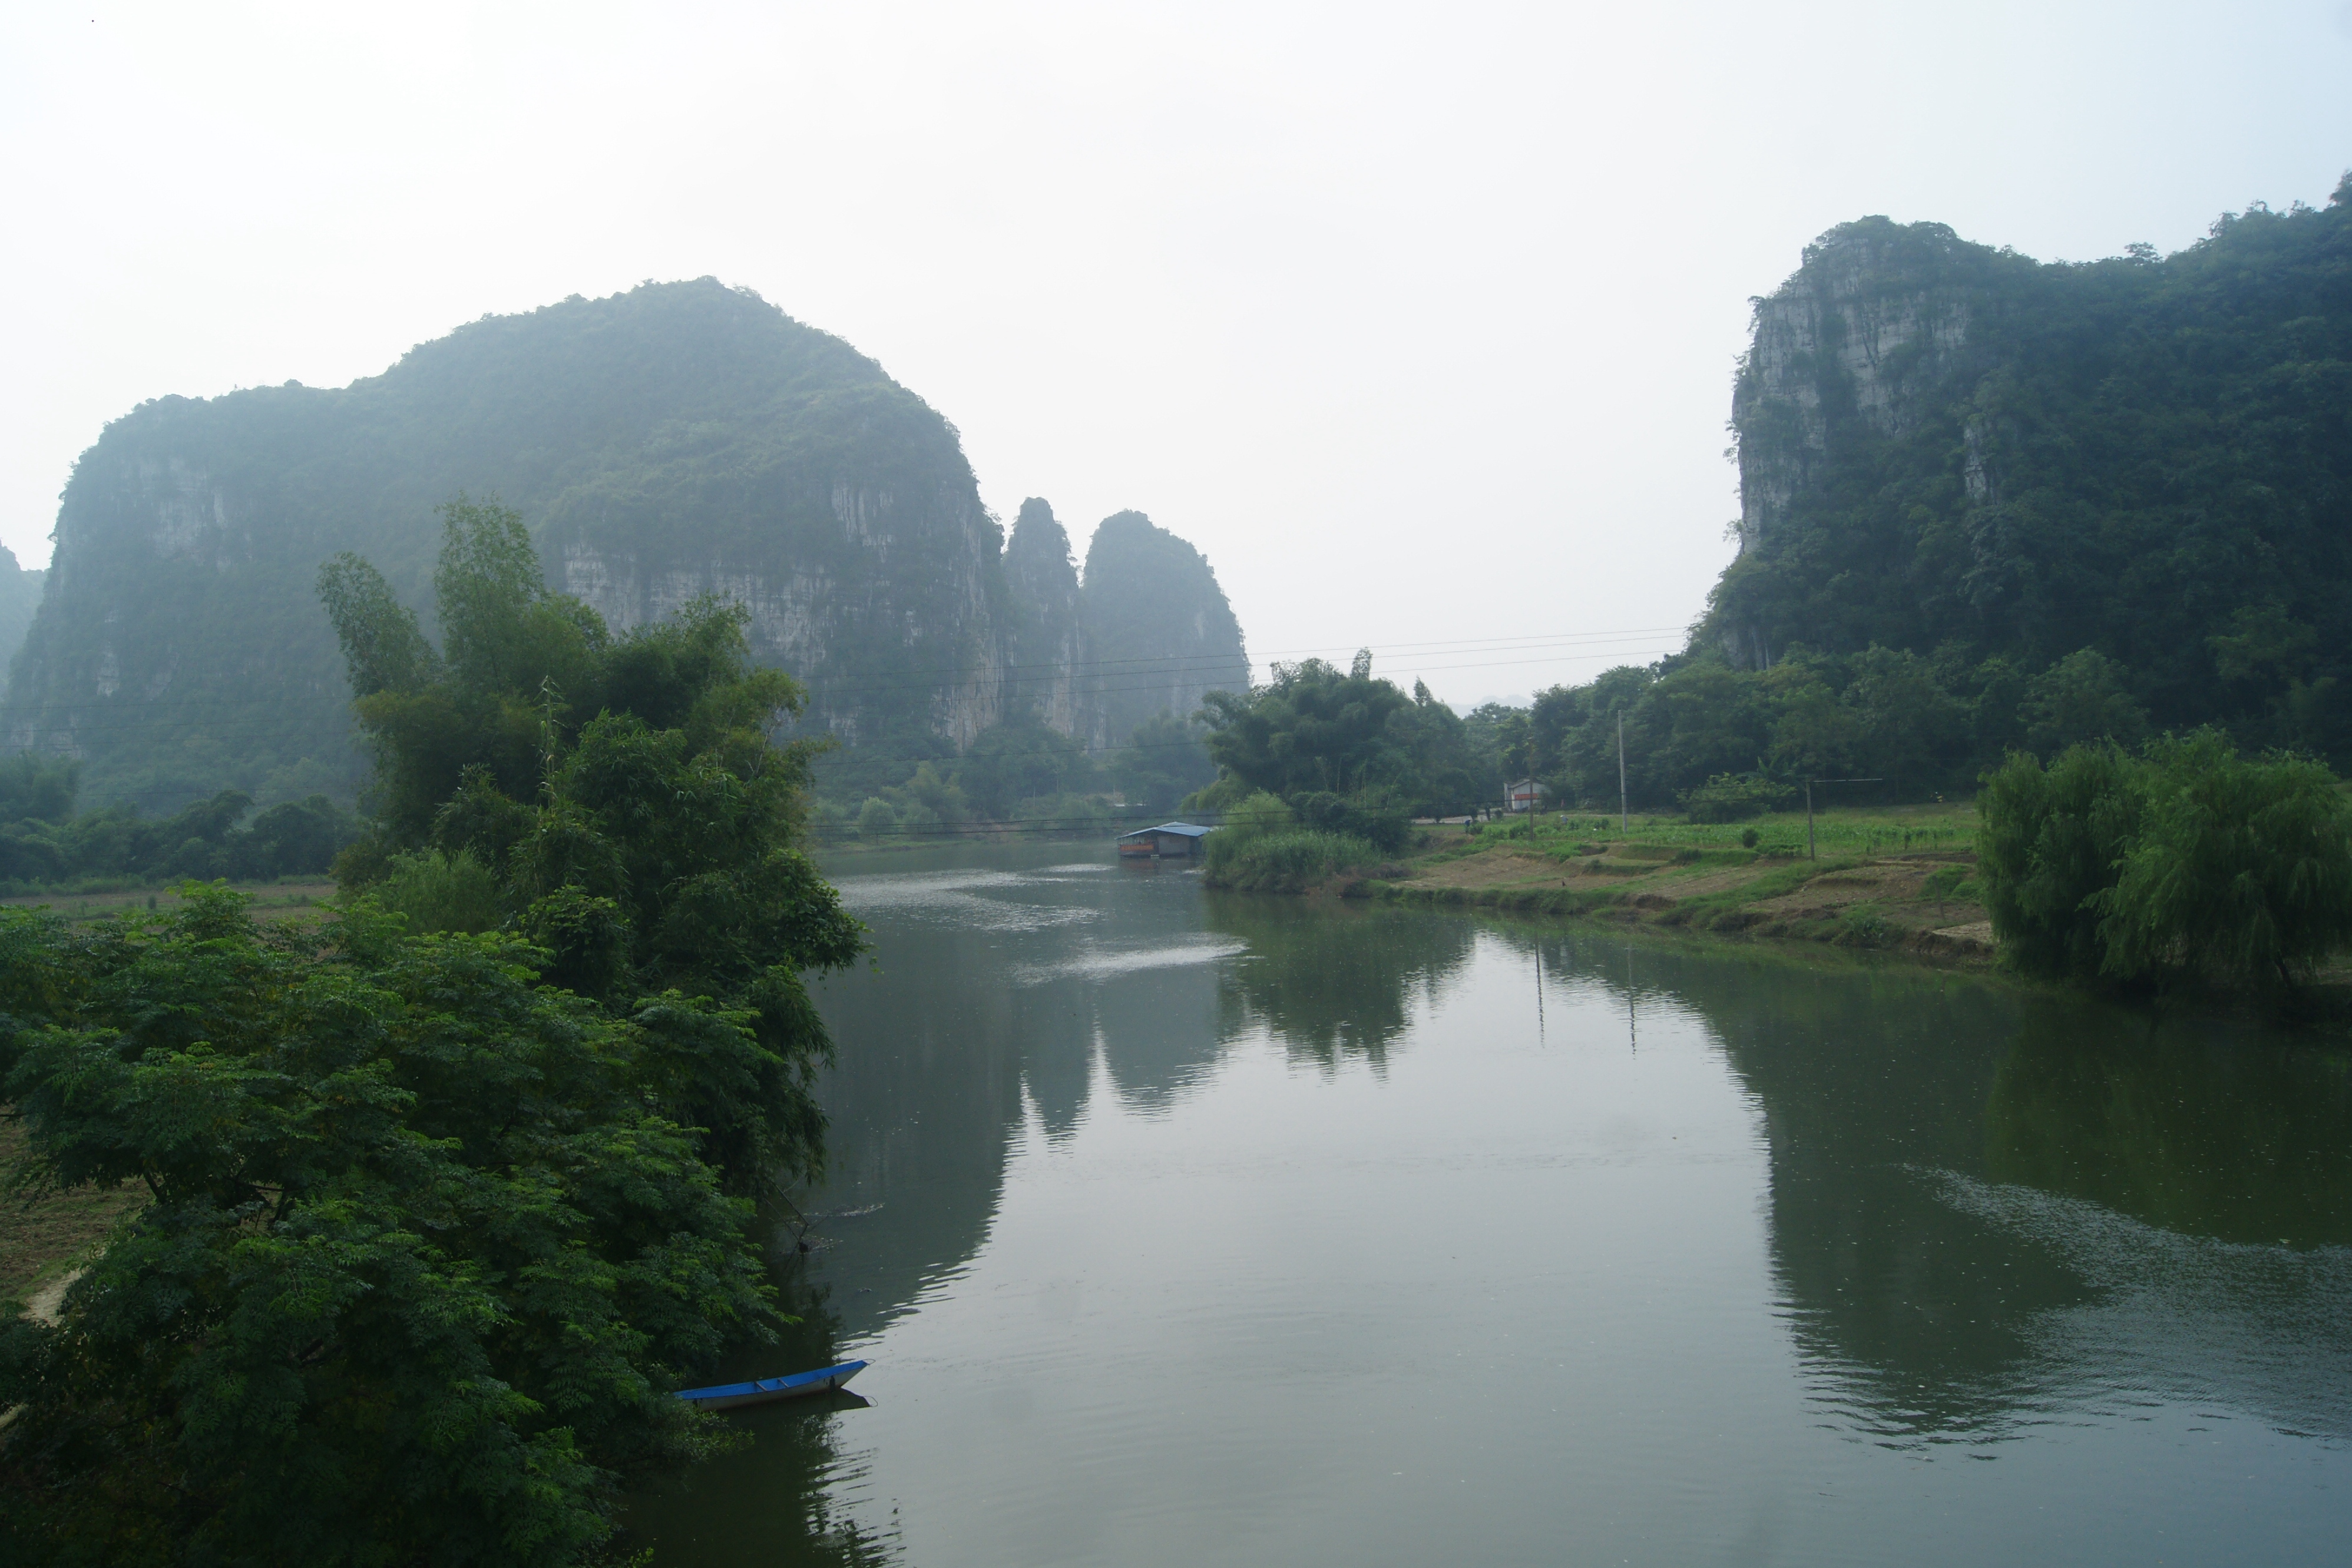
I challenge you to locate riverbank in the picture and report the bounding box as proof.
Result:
[1349,831,1996,962]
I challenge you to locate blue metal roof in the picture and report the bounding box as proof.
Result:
[1118,821,1213,840]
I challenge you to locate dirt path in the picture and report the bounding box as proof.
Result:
[2,1119,142,1313]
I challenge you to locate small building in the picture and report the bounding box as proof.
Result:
[1505,779,1549,812]
[1118,822,1213,859]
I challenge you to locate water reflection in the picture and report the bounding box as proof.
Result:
[1984,1015,2352,1248]
[1203,894,1477,1069]
[627,844,2352,1566]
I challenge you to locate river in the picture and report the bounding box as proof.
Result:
[628,842,2352,1565]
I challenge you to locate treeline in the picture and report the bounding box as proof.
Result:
[1181,653,1514,886]
[1,499,864,1566]
[1510,641,2159,814]
[0,756,356,891]
[816,708,1225,839]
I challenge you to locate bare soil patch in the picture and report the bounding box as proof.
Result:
[2,1119,143,1312]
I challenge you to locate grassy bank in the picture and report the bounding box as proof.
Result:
[1339,804,1994,962]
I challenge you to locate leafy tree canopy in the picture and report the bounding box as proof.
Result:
[1977,731,2352,992]
[324,497,864,1189]
[0,892,771,1566]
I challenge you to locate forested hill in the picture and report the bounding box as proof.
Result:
[1706,176,2352,745]
[1513,175,2352,812]
[2,281,1248,810]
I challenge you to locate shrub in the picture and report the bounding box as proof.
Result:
[373,847,504,934]
[1979,730,2352,991]
[2090,732,2352,991]
[1203,829,1382,892]
[1210,790,1296,845]
[855,796,900,839]
[1679,773,1792,823]
[1286,789,1411,854]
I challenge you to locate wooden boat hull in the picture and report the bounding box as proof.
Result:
[675,1359,867,1410]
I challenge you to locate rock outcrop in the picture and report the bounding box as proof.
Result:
[5,282,1250,806]
[1731,220,1977,553]
[0,544,43,699]
[1080,511,1252,749]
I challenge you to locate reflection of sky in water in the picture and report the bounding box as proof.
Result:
[1927,1171,2352,1441]
[639,845,2352,1568]
[835,867,1103,929]
[1012,936,1248,985]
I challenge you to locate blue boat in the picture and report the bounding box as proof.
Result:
[674,1360,867,1410]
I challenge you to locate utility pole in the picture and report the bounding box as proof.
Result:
[1804,777,1881,861]
[1617,710,1628,835]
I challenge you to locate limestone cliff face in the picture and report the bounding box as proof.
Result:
[998,499,1087,737]
[1080,511,1252,749]
[0,544,46,699]
[7,281,1250,806]
[1732,219,1976,553]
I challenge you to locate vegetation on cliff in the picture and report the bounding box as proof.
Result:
[6,285,1249,824]
[1506,177,2352,813]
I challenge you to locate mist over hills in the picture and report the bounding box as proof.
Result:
[1,281,1248,811]
[0,547,39,694]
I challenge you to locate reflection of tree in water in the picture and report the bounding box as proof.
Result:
[1094,954,1226,1115]
[1698,952,2352,1444]
[1202,893,1477,1069]
[1984,1013,2352,1248]
[624,1267,899,1565]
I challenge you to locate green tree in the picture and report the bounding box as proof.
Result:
[324,499,865,1192]
[954,711,1101,820]
[1113,712,1218,816]
[1975,742,2145,980]
[2021,647,2148,757]
[0,891,771,1566]
[1199,653,1411,799]
[2090,732,2352,991]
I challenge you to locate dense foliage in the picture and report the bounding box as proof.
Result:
[0,495,869,1566]
[1977,732,2352,991]
[1706,177,2352,761]
[1198,792,1387,892]
[0,755,355,891]
[325,497,864,1188]
[1190,653,1497,825]
[0,891,769,1566]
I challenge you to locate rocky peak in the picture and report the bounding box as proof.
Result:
[1732,217,1977,551]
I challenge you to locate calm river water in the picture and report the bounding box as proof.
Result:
[630,842,2352,1566]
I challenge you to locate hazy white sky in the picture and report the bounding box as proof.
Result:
[4,1,2347,702]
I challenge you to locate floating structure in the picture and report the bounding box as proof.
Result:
[674,1359,867,1410]
[1118,821,1213,859]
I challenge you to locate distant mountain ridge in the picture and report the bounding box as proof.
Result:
[3,280,1249,808]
